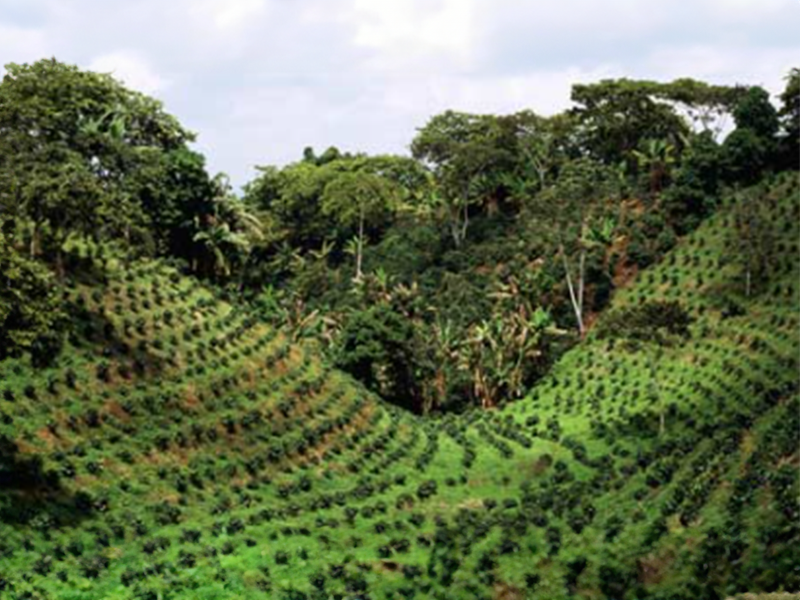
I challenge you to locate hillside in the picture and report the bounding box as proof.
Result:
[1,172,797,600]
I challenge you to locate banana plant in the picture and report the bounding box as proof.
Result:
[460,276,562,408]
[631,138,676,196]
[192,193,263,282]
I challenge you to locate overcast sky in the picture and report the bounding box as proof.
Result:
[1,0,798,188]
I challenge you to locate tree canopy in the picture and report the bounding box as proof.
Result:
[0,227,64,365]
[0,58,215,269]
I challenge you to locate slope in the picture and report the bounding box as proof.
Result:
[0,173,797,600]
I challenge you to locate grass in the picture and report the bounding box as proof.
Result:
[0,173,798,600]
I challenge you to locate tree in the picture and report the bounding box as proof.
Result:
[520,114,573,186]
[661,130,722,232]
[321,170,398,280]
[722,86,780,183]
[570,79,690,167]
[535,159,619,337]
[458,277,562,409]
[334,303,422,413]
[0,228,64,365]
[133,146,216,261]
[777,68,799,169]
[732,86,780,140]
[0,58,213,271]
[502,112,580,207]
[411,111,515,247]
[631,138,677,197]
[244,161,335,250]
[193,177,263,283]
[655,78,742,138]
[722,128,771,185]
[595,300,692,436]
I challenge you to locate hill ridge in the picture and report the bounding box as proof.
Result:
[0,173,798,599]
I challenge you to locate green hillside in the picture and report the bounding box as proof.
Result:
[1,173,797,600]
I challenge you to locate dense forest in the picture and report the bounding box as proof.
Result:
[0,59,798,600]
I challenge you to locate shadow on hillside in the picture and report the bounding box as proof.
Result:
[68,301,169,379]
[0,436,95,529]
[62,250,116,288]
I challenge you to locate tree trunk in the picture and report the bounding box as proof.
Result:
[124,223,131,268]
[355,209,364,280]
[238,253,250,294]
[745,265,752,298]
[560,244,585,337]
[577,248,586,318]
[55,246,65,281]
[450,218,461,248]
[486,195,499,216]
[461,200,470,243]
[30,222,38,258]
[537,165,547,190]
[449,202,464,248]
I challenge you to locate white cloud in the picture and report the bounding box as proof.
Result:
[1,0,797,185]
[88,51,167,94]
[645,44,799,94]
[703,0,794,20]
[347,0,477,69]
[483,0,669,43]
[376,64,622,120]
[195,0,269,32]
[0,23,49,65]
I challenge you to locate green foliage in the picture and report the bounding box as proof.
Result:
[458,289,558,408]
[411,110,517,246]
[570,78,690,167]
[0,69,797,600]
[777,67,799,169]
[722,128,773,185]
[321,170,400,279]
[722,86,781,185]
[725,186,781,298]
[0,175,797,600]
[333,303,422,412]
[0,229,64,364]
[732,86,780,140]
[236,74,794,416]
[192,177,263,282]
[595,300,692,347]
[662,131,722,232]
[0,58,215,271]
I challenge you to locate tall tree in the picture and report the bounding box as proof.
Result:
[778,68,799,169]
[321,171,398,280]
[654,78,742,138]
[570,79,689,167]
[193,176,263,283]
[661,130,722,232]
[535,159,618,337]
[722,85,780,184]
[502,112,580,206]
[0,58,213,270]
[411,111,514,247]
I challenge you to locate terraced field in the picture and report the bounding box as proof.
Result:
[1,175,798,599]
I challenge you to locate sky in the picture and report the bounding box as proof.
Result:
[1,0,798,188]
